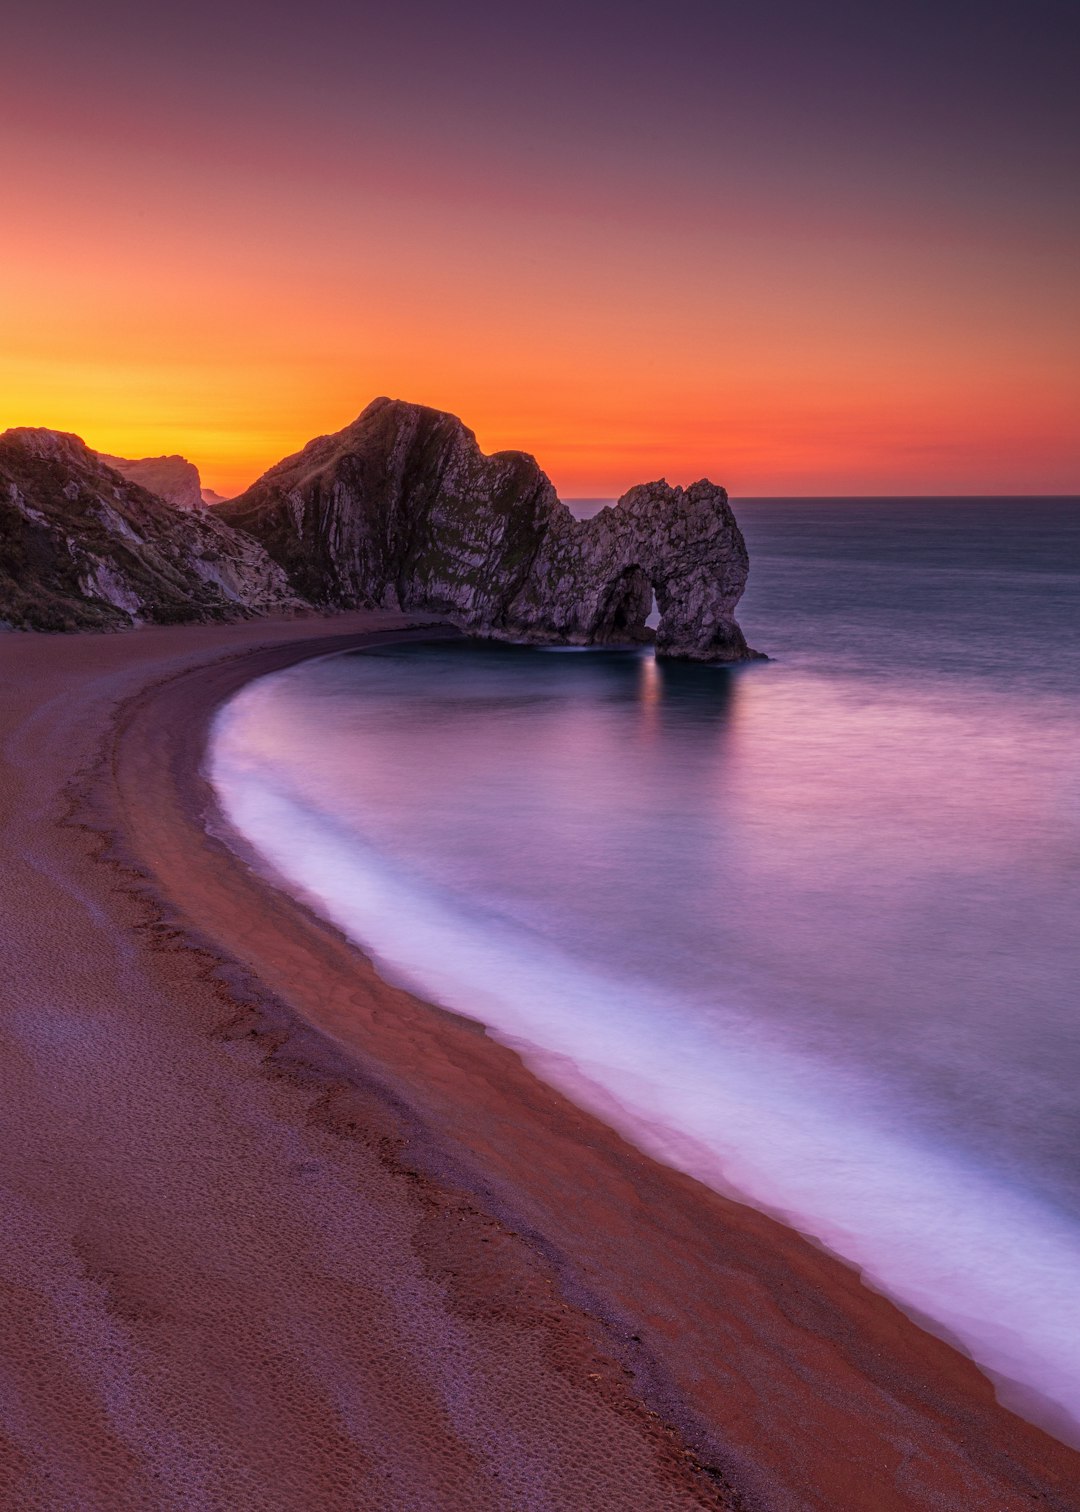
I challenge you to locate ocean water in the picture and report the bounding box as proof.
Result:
[208,497,1080,1444]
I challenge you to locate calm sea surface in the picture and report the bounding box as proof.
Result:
[209,498,1080,1442]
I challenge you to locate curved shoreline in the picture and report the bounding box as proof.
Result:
[1,614,1078,1509]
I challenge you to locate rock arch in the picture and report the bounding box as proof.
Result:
[590,566,654,644]
[220,399,761,662]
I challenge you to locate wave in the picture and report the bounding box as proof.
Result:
[209,699,1080,1447]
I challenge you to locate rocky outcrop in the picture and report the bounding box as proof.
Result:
[504,480,755,661]
[220,397,758,660]
[0,429,301,630]
[201,487,230,507]
[98,451,205,510]
[3,401,758,655]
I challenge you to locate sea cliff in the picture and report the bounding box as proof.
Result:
[3,401,758,659]
[221,398,759,660]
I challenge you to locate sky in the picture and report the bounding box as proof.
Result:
[2,0,1078,497]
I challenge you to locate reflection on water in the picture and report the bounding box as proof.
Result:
[210,497,1080,1445]
[637,644,661,731]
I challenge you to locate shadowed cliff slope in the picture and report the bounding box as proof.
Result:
[220,398,758,660]
[0,430,299,630]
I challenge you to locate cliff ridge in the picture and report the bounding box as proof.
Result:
[220,398,758,660]
[1,429,301,630]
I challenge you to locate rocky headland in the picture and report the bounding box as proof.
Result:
[96,449,230,507]
[0,429,299,630]
[221,398,759,660]
[97,450,206,510]
[3,400,759,658]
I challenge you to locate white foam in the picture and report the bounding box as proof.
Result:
[209,702,1080,1448]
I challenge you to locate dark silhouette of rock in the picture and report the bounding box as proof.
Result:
[220,398,759,660]
[98,451,205,510]
[0,429,300,630]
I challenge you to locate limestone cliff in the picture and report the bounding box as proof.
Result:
[0,429,301,630]
[504,480,755,661]
[3,402,759,655]
[98,451,205,510]
[220,398,758,660]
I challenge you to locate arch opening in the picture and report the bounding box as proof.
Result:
[590,566,655,645]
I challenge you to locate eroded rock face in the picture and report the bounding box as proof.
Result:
[98,451,205,510]
[221,398,759,660]
[4,402,759,653]
[505,479,756,661]
[0,429,301,630]
[219,398,557,621]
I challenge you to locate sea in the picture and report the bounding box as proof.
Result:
[208,496,1080,1444]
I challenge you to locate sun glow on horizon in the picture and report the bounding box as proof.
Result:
[2,2,1077,498]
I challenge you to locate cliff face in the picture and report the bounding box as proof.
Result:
[4,402,758,656]
[98,452,205,510]
[505,479,754,661]
[220,397,758,660]
[0,429,301,630]
[218,398,557,621]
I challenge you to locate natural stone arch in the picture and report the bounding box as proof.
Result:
[590,565,654,644]
[220,399,761,662]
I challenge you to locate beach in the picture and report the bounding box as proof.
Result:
[1,613,1077,1511]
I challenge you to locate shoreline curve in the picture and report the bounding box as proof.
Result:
[1,612,1077,1510]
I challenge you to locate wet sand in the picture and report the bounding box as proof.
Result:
[0,613,1077,1511]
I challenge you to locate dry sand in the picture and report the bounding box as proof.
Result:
[0,612,1077,1511]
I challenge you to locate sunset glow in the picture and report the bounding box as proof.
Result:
[3,1,1077,497]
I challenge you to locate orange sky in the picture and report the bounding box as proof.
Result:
[3,3,1078,498]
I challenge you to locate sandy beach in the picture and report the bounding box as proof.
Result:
[1,613,1077,1512]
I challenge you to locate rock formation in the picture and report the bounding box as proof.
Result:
[505,479,757,661]
[0,429,300,630]
[3,401,758,656]
[201,487,230,507]
[98,451,205,510]
[220,397,759,660]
